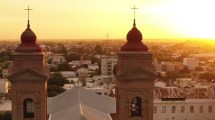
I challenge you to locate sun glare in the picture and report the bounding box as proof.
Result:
[1,0,215,40]
[143,0,215,39]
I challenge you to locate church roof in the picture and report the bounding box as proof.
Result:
[48,87,116,120]
[1,87,215,114]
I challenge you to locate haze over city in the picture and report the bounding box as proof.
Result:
[1,0,215,40]
[1,0,215,120]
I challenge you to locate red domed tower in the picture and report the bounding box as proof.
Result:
[116,6,156,120]
[8,7,49,120]
[16,16,42,52]
[121,19,148,51]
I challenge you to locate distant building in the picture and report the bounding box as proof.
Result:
[183,58,199,70]
[66,77,78,84]
[68,60,91,68]
[51,54,66,67]
[161,62,175,71]
[101,55,117,76]
[154,81,167,88]
[154,60,183,72]
[60,71,76,78]
[88,63,99,71]
[76,68,92,78]
[80,59,91,66]
[63,84,74,90]
[69,45,84,52]
[174,78,192,87]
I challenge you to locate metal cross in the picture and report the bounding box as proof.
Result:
[25,6,33,21]
[131,5,138,19]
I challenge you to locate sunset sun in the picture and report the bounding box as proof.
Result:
[142,0,215,39]
[1,0,215,40]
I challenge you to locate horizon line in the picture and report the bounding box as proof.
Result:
[1,38,215,40]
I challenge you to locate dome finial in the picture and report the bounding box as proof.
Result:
[21,6,37,44]
[133,19,136,28]
[120,5,148,51]
[25,6,33,29]
[131,5,138,28]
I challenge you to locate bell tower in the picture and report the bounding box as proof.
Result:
[8,6,49,120]
[116,6,155,120]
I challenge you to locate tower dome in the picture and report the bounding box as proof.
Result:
[15,6,42,52]
[126,21,142,41]
[121,19,148,51]
[21,23,36,44]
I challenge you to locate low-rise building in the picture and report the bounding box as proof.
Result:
[155,61,183,72]
[51,54,66,67]
[60,71,76,78]
[174,78,192,87]
[183,58,199,70]
[88,64,99,71]
[153,87,215,120]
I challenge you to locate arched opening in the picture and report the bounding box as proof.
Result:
[23,98,34,118]
[131,97,142,116]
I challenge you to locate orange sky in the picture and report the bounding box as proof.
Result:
[1,0,215,40]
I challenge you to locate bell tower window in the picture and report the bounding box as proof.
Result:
[23,98,34,118]
[131,97,142,116]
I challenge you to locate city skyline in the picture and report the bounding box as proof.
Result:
[1,0,215,40]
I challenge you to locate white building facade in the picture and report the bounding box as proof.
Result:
[154,99,215,120]
[101,55,117,76]
[153,87,215,120]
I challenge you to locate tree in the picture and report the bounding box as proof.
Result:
[65,53,81,62]
[48,72,69,86]
[2,55,10,61]
[54,43,67,54]
[57,63,71,71]
[91,56,101,66]
[95,69,101,75]
[47,59,52,64]
[48,85,65,97]
[50,66,57,72]
[166,71,179,80]
[199,72,215,81]
[195,67,204,71]
[179,65,190,74]
[94,45,103,55]
[81,64,88,68]
[0,51,12,62]
[47,73,68,97]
